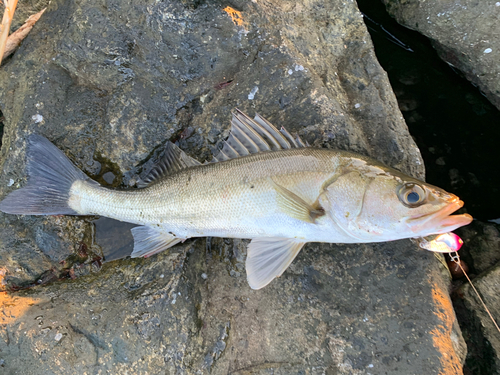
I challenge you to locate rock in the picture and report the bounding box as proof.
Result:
[1,241,467,374]
[456,220,500,275]
[457,262,500,374]
[452,220,500,373]
[381,0,500,111]
[0,0,465,373]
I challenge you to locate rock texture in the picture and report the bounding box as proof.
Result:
[458,262,500,375]
[0,0,464,373]
[457,221,500,275]
[453,221,500,374]
[381,0,500,111]
[1,241,466,374]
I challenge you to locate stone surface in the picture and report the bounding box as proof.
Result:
[456,221,500,275]
[457,262,500,374]
[0,0,464,373]
[381,0,500,111]
[452,220,500,374]
[1,240,465,374]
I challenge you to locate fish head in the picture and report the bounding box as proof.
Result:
[320,162,472,242]
[395,182,472,237]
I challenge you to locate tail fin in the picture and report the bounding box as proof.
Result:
[0,134,90,215]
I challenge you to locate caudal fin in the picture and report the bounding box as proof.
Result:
[0,134,90,215]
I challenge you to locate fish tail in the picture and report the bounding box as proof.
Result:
[0,134,91,215]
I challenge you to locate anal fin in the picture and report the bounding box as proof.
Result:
[246,237,306,289]
[130,226,185,258]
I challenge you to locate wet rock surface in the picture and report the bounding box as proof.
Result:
[1,241,464,374]
[455,261,500,375]
[452,221,500,374]
[0,0,464,373]
[381,0,500,111]
[457,221,500,275]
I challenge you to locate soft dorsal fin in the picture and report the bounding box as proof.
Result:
[138,142,201,187]
[212,110,307,162]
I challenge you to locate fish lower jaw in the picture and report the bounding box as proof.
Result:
[436,213,473,230]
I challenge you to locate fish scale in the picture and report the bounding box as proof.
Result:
[90,148,340,238]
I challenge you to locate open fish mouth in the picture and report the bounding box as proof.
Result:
[406,198,473,235]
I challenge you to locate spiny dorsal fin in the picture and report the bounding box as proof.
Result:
[212,110,307,162]
[138,142,201,187]
[253,113,291,149]
[279,126,299,148]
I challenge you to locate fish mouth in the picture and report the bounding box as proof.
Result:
[406,198,473,236]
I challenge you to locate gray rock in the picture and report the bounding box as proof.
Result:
[457,220,500,274]
[381,0,500,111]
[0,0,465,373]
[1,241,466,374]
[453,220,500,373]
[458,262,500,374]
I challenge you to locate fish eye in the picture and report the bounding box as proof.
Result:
[398,183,426,207]
[406,191,420,203]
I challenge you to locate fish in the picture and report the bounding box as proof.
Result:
[0,110,473,289]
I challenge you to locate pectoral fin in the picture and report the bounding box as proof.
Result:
[269,178,324,223]
[130,226,185,258]
[246,237,306,290]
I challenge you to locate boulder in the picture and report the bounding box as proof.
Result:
[456,221,500,275]
[0,0,465,373]
[457,262,500,374]
[381,0,500,111]
[453,221,500,374]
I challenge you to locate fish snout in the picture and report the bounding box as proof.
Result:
[433,189,460,203]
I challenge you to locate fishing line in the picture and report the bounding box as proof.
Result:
[449,252,500,334]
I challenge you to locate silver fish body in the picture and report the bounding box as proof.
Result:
[71,148,369,243]
[0,111,473,289]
